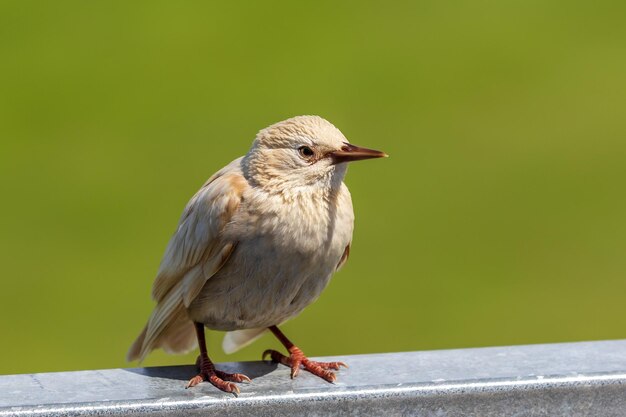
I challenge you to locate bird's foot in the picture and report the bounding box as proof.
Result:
[263,346,347,383]
[186,355,251,395]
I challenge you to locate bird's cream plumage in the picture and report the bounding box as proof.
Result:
[128,116,383,368]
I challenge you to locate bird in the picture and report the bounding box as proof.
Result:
[127,115,387,394]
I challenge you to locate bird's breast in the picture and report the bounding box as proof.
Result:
[232,185,353,256]
[188,184,354,330]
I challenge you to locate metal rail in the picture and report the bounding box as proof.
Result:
[2,339,626,416]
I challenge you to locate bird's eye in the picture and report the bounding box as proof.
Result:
[298,146,315,159]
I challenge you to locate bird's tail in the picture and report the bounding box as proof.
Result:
[127,323,148,362]
[126,302,197,362]
[222,328,267,354]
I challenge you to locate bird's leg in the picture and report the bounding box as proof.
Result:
[263,325,347,383]
[186,322,250,395]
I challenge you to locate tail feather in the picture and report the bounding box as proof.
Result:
[222,328,267,354]
[161,315,197,355]
[127,285,197,362]
[127,323,148,362]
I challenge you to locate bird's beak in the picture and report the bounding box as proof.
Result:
[330,143,388,165]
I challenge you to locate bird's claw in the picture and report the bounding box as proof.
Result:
[186,356,249,395]
[262,349,274,361]
[186,371,244,396]
[185,374,204,389]
[262,347,347,383]
[215,370,251,383]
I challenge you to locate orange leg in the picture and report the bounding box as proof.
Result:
[186,322,250,395]
[263,325,347,383]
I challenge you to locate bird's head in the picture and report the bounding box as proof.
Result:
[242,115,386,193]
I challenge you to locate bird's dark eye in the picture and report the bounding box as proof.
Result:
[298,146,315,158]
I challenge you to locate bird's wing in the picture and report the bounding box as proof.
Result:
[129,158,247,361]
[152,157,246,306]
[335,243,351,271]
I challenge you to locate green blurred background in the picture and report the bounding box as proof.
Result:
[1,1,626,375]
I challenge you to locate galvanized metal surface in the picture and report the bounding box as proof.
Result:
[2,340,626,416]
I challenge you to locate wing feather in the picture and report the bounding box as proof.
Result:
[128,158,246,362]
[152,159,245,303]
[335,243,351,271]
